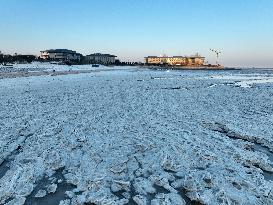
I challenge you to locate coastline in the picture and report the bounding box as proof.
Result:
[1,65,272,80]
[142,65,238,71]
[0,69,109,79]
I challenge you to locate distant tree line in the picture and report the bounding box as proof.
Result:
[114,60,144,66]
[80,58,144,66]
[0,53,37,64]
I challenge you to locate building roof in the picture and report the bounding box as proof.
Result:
[86,53,117,57]
[40,49,78,54]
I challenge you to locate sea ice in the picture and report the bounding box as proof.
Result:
[0,66,273,204]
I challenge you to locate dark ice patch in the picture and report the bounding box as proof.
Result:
[178,188,204,205]
[0,160,9,179]
[252,144,273,181]
[24,167,76,205]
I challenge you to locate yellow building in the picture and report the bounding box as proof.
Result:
[144,55,205,66]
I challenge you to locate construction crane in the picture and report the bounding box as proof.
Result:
[210,49,221,65]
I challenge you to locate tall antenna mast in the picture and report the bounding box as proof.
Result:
[210,49,221,65]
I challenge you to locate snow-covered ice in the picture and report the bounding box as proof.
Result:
[0,62,132,73]
[209,75,273,88]
[0,66,273,205]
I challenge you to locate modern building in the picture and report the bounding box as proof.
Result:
[145,54,205,66]
[84,53,117,65]
[40,49,82,61]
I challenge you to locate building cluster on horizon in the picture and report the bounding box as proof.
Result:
[144,54,205,66]
[1,49,208,67]
[39,49,207,67]
[40,49,118,65]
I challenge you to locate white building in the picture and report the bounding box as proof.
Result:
[40,49,82,61]
[145,54,205,66]
[84,53,117,65]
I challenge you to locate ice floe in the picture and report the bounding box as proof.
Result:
[0,66,273,204]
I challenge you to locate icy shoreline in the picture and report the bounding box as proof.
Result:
[0,65,273,205]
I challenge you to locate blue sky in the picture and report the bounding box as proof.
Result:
[0,0,273,67]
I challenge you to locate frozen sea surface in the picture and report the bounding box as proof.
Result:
[0,62,130,73]
[0,66,273,205]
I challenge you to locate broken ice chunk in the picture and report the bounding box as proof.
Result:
[133,177,156,195]
[110,163,127,174]
[34,189,47,198]
[133,195,147,205]
[59,199,71,205]
[161,154,180,172]
[4,196,26,205]
[151,193,186,205]
[111,180,131,192]
[47,183,57,193]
